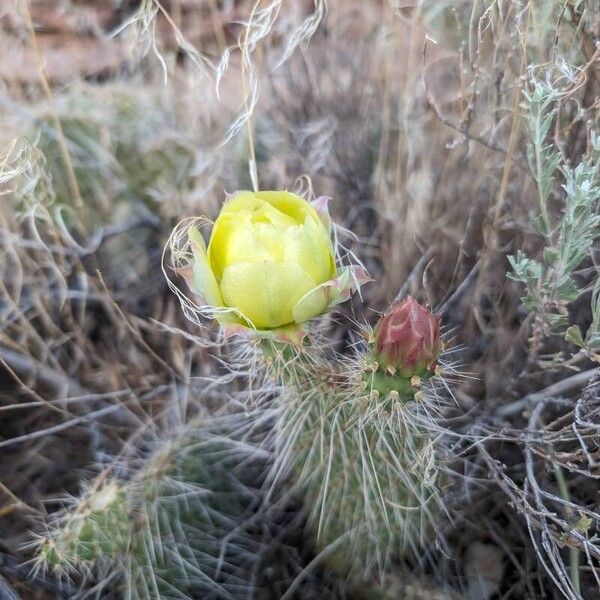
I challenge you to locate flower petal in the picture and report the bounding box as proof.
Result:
[292,265,372,324]
[207,211,267,280]
[285,216,335,283]
[218,190,258,216]
[310,195,332,231]
[325,265,372,307]
[292,284,329,324]
[255,190,312,225]
[188,226,224,308]
[208,193,300,277]
[219,261,316,329]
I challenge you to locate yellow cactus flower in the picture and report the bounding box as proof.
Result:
[176,190,369,344]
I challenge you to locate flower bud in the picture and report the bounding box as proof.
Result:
[373,297,442,378]
[176,191,370,344]
[207,191,335,330]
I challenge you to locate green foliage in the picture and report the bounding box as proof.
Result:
[523,78,562,237]
[508,75,600,338]
[565,276,600,352]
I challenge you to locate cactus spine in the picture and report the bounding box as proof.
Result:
[261,299,452,580]
[33,419,265,599]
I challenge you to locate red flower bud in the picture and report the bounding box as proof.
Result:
[373,297,442,377]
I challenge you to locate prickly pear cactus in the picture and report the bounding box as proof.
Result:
[165,191,458,586]
[34,421,265,599]
[260,298,455,579]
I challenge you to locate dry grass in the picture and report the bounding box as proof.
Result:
[0,0,599,598]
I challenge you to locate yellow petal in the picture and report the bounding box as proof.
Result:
[285,216,335,283]
[208,193,294,277]
[255,191,311,225]
[219,261,316,329]
[188,227,224,308]
[252,199,298,229]
[217,190,259,216]
[207,211,268,278]
[292,284,329,324]
[219,191,299,228]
